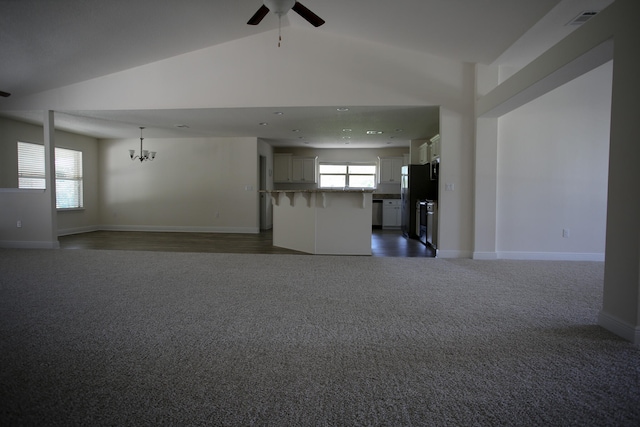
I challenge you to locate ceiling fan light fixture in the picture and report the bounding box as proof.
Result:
[264,0,296,17]
[248,0,325,27]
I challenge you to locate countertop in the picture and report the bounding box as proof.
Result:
[261,189,375,193]
[373,194,401,200]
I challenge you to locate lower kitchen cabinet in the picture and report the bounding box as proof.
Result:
[382,199,401,228]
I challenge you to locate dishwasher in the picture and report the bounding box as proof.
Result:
[372,199,383,229]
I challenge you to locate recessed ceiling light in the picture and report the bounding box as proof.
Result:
[273,111,284,115]
[342,128,352,132]
[259,122,268,126]
[336,108,349,112]
[366,130,383,135]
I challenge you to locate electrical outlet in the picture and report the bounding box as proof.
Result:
[562,228,570,238]
[16,220,22,228]
[215,211,220,218]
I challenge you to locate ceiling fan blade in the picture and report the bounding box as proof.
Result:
[248,5,270,25]
[292,2,325,27]
[0,91,10,97]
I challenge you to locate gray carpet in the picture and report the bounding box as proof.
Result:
[1,249,639,426]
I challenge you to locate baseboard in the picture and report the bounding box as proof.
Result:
[598,311,640,346]
[497,251,604,261]
[98,225,260,234]
[473,251,498,260]
[0,240,60,249]
[58,225,100,236]
[437,249,473,259]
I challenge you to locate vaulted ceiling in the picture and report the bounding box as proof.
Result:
[0,0,614,147]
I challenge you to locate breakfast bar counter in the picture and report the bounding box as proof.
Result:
[263,189,373,255]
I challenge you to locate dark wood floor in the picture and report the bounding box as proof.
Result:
[59,229,436,258]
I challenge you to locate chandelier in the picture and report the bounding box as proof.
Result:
[129,127,156,162]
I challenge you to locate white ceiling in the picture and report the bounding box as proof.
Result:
[8,106,441,148]
[0,0,614,147]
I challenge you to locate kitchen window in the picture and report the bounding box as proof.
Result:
[318,163,377,189]
[17,141,84,209]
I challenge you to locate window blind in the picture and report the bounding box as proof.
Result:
[17,142,84,209]
[55,147,83,209]
[17,141,46,189]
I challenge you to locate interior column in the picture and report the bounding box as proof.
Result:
[44,110,59,247]
[599,0,640,344]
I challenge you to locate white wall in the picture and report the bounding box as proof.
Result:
[0,117,46,188]
[98,136,259,233]
[439,105,475,258]
[0,117,99,245]
[496,61,612,259]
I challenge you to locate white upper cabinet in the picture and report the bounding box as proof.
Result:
[275,154,317,183]
[291,157,317,183]
[418,143,429,165]
[430,134,440,161]
[379,157,403,184]
[274,153,293,183]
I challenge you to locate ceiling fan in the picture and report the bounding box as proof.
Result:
[248,0,325,27]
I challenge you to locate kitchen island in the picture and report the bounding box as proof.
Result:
[264,189,373,255]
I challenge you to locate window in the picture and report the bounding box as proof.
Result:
[318,163,377,189]
[17,142,84,209]
[17,141,46,189]
[55,147,83,209]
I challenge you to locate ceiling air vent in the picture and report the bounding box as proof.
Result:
[566,10,599,26]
